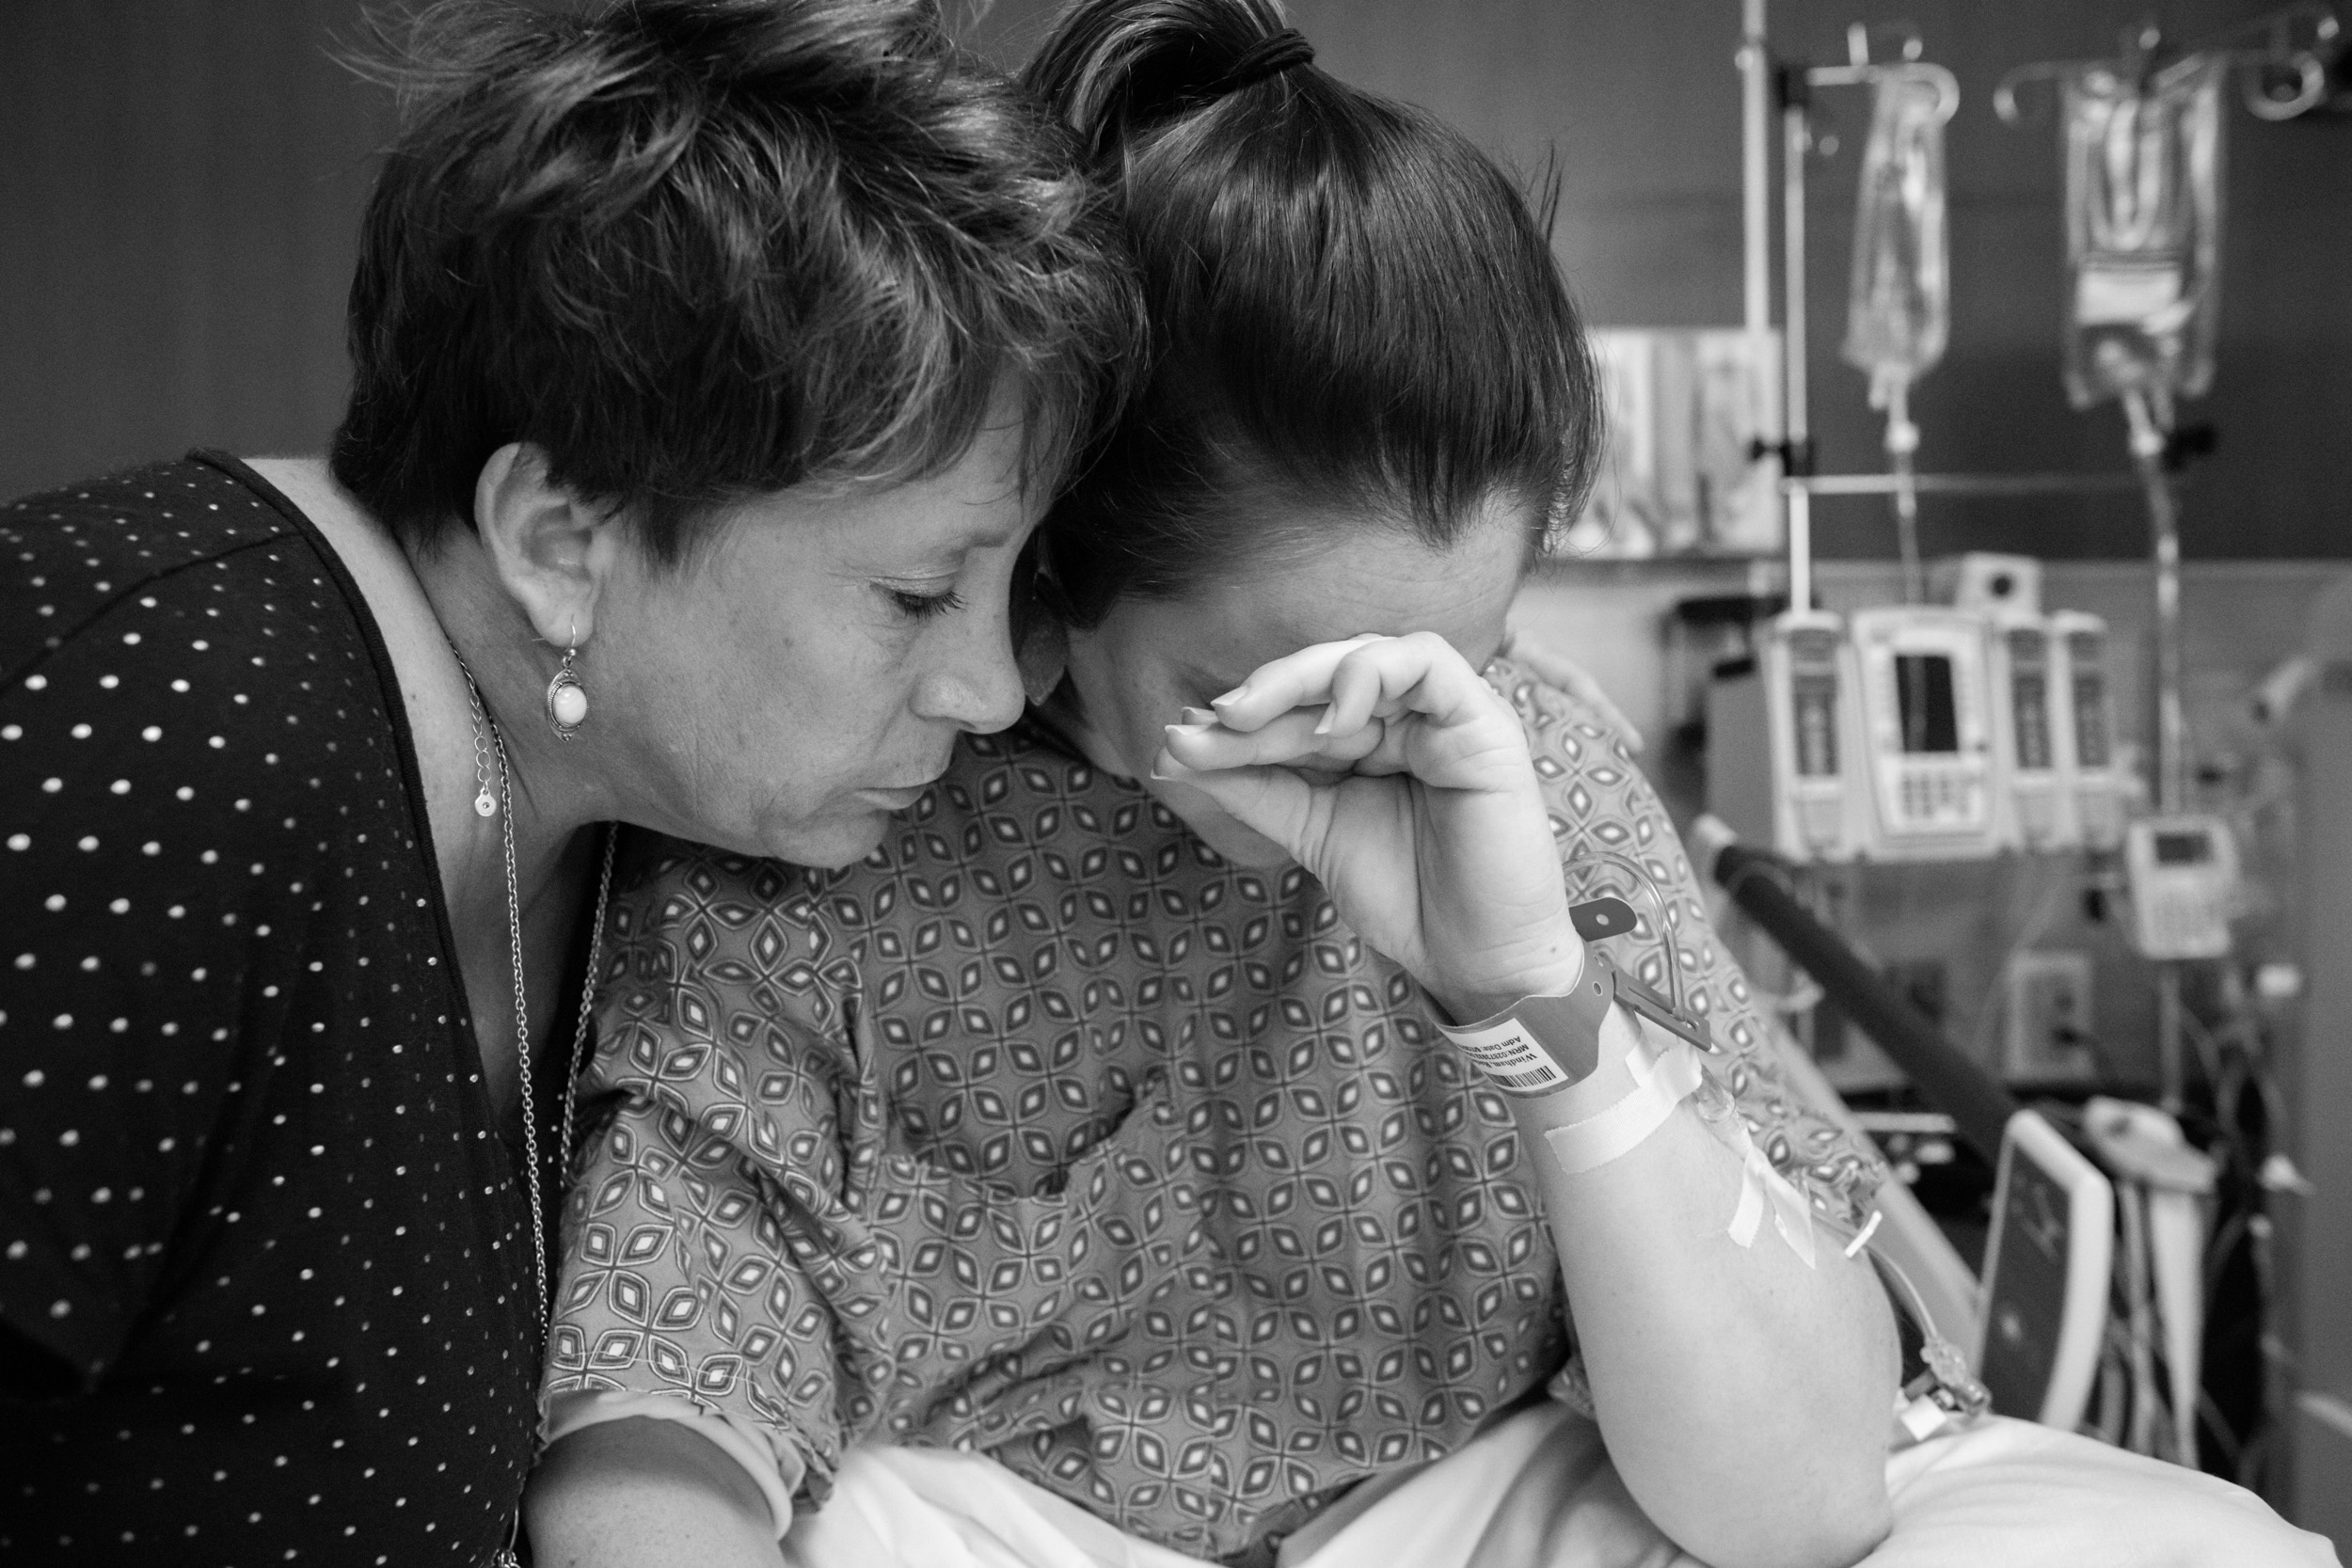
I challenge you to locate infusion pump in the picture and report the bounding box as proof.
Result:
[1708,610,1867,861]
[1986,611,2072,849]
[1708,604,2125,863]
[2051,610,2126,850]
[1848,607,2002,859]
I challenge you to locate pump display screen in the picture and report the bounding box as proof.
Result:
[1895,654,1960,754]
[2068,631,2112,768]
[2074,673,2111,767]
[2154,831,2213,865]
[2011,673,2051,769]
[1792,673,1840,776]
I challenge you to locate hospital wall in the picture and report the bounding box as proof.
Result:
[7,0,2352,553]
[961,0,2352,562]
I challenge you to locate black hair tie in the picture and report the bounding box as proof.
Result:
[1216,29,1315,95]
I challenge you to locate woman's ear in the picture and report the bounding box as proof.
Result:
[472,443,623,651]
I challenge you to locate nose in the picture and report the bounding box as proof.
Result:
[912,598,1028,735]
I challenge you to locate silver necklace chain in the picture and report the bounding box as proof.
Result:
[449,653,615,1568]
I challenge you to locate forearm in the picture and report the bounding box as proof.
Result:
[527,1418,784,1568]
[1519,1079,1898,1568]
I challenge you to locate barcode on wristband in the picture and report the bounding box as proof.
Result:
[1440,1018,1572,1097]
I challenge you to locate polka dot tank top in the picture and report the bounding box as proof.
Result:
[2,456,548,1563]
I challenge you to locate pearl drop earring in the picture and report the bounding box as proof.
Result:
[545,619,588,739]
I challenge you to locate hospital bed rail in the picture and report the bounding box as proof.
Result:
[1689,817,2115,1433]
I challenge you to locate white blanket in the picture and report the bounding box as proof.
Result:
[779,1405,2337,1568]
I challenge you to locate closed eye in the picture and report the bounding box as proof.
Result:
[886,586,965,621]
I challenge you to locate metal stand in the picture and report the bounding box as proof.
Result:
[1741,19,2132,606]
[1779,60,1815,612]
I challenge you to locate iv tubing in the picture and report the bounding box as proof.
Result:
[1886,380,1924,602]
[2123,387,2194,1112]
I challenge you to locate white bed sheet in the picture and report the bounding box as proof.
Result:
[776,1404,2338,1568]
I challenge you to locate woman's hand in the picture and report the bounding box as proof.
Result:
[1154,632,1582,1022]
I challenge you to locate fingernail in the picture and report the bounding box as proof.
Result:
[1164,721,1213,740]
[1149,750,1197,782]
[1210,687,1247,708]
[1179,706,1217,726]
[1311,706,1335,736]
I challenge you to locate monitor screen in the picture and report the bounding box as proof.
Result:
[1895,654,1960,754]
[2153,831,2212,865]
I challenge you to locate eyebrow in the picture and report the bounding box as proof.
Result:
[961,518,1025,550]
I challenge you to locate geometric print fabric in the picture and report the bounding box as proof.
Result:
[543,660,1884,1560]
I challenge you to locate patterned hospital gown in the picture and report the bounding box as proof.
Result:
[543,661,1883,1560]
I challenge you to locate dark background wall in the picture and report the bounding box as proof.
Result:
[6,0,2348,558]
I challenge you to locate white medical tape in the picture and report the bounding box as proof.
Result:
[1707,1090,1819,1268]
[1541,1019,1820,1270]
[1540,1023,1704,1176]
[1724,1134,1819,1269]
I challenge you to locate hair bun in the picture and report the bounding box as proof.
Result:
[1023,1,1315,160]
[1212,29,1313,94]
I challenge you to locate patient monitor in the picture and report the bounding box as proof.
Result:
[1847,607,2002,860]
[1976,1110,2114,1430]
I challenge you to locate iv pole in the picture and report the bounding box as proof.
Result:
[1744,8,2137,615]
[1991,8,2337,1111]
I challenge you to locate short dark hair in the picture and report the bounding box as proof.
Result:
[1022,0,1599,626]
[330,0,1140,562]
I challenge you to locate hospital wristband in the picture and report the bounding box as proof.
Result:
[1435,956,1620,1097]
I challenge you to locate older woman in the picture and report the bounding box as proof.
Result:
[0,2,1132,1562]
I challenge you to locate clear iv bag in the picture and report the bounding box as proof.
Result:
[1842,72,1950,404]
[2060,54,2227,409]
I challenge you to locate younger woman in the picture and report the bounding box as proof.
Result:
[526,6,2332,1567]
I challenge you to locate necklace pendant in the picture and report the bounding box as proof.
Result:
[474,787,498,818]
